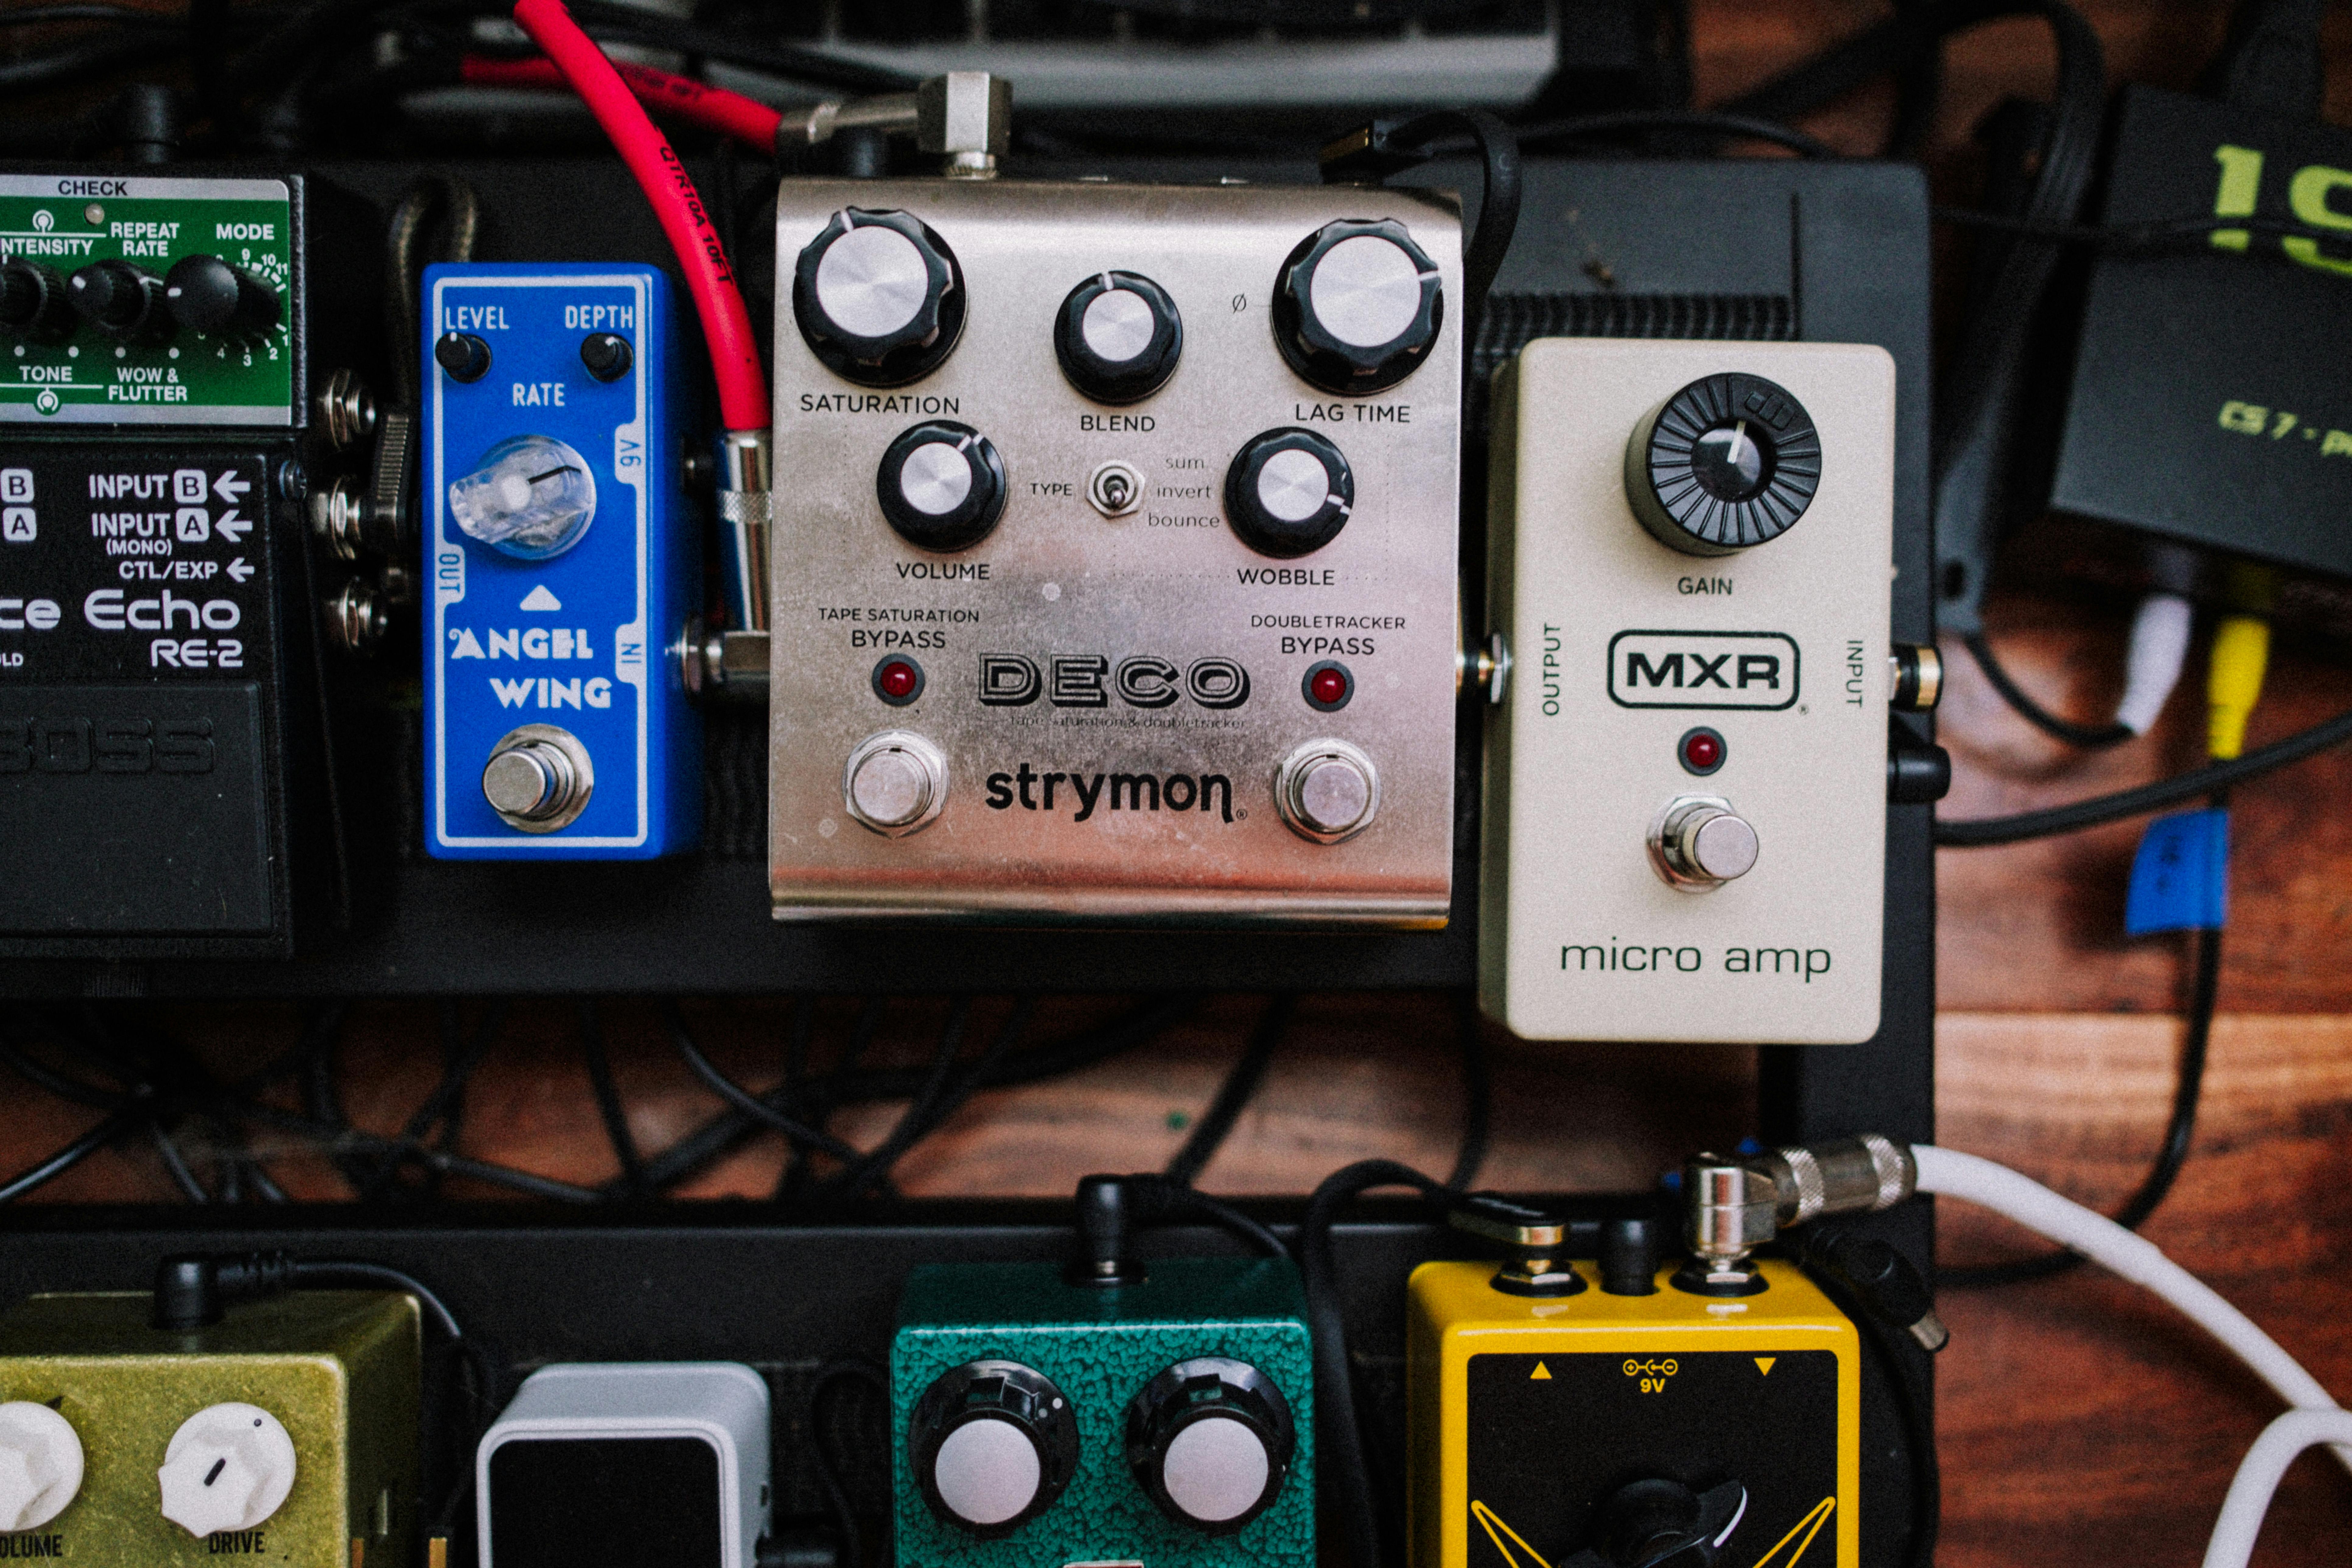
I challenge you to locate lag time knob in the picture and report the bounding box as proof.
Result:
[908,1361,1079,1538]
[1271,218,1442,395]
[793,208,966,387]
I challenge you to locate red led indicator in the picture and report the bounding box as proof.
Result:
[1678,727,1726,774]
[1311,668,1348,705]
[878,661,919,698]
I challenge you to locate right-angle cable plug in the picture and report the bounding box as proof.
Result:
[1793,1227,1949,1353]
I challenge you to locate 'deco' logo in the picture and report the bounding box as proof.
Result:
[1606,630,1799,711]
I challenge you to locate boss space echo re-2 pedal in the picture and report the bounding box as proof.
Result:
[765,178,1463,925]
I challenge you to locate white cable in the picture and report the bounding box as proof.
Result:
[2202,1408,2352,1568]
[1911,1146,2351,1474]
[2114,591,2194,735]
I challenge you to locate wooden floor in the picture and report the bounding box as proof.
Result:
[10,2,2352,1565]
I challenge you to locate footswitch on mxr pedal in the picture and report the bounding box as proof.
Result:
[1408,1258,1859,1568]
[767,179,1462,924]
[422,262,698,858]
[1481,340,1896,1043]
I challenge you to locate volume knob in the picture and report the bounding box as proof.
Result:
[877,420,1007,553]
[1272,219,1443,395]
[793,207,965,386]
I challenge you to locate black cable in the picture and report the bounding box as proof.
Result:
[1162,1186,1288,1259]
[579,1001,645,1198]
[361,1001,507,1201]
[292,1259,464,1337]
[220,1097,605,1203]
[1165,995,1292,1188]
[1934,205,2322,251]
[773,996,820,1202]
[0,5,185,26]
[1447,989,1490,1193]
[385,175,479,409]
[1518,109,1835,159]
[1961,630,2134,750]
[663,1002,866,1165]
[0,1105,144,1203]
[0,30,184,92]
[807,1361,891,1568]
[818,997,1040,1202]
[565,3,918,93]
[1377,110,1521,342]
[149,1120,210,1203]
[1796,1254,1939,1568]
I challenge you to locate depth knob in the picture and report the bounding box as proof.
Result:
[1224,427,1353,559]
[164,254,281,338]
[1054,270,1182,404]
[1272,218,1443,395]
[1124,1358,1295,1534]
[877,420,1007,553]
[793,207,966,386]
[0,260,74,343]
[1648,795,1759,891]
[67,260,169,342]
[1626,373,1821,556]
[908,1360,1079,1538]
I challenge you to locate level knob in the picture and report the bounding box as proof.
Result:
[164,254,281,338]
[1223,427,1353,559]
[877,420,1007,553]
[1124,1358,1295,1534]
[67,259,168,341]
[793,207,965,386]
[908,1360,1079,1538]
[0,259,74,343]
[1625,373,1821,556]
[1055,270,1182,404]
[1272,218,1442,395]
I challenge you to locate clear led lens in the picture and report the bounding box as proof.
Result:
[449,434,597,559]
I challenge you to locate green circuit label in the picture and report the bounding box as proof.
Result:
[0,175,294,426]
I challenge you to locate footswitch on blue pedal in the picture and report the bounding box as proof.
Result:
[422,262,697,858]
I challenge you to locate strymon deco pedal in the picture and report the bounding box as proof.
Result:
[766,178,1462,924]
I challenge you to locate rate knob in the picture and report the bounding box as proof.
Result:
[1625,373,1821,556]
[157,1403,297,1540]
[1223,427,1353,558]
[1124,1358,1295,1534]
[164,254,281,338]
[1271,218,1443,395]
[67,260,169,342]
[793,207,966,386]
[908,1360,1079,1538]
[0,259,75,343]
[1054,270,1182,404]
[876,420,1007,553]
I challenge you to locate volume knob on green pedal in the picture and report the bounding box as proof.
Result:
[1124,1357,1296,1533]
[1625,372,1821,556]
[908,1360,1080,1537]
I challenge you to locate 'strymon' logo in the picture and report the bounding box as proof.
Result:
[1606,629,1799,711]
[984,763,1235,823]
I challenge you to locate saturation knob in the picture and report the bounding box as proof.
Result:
[1626,373,1821,556]
[1054,271,1182,404]
[482,725,595,833]
[1563,1478,1748,1568]
[0,1402,83,1532]
[1275,737,1378,844]
[1271,218,1442,395]
[1124,1358,1295,1534]
[1648,795,1759,891]
[908,1360,1079,1538]
[157,1403,297,1539]
[793,207,966,386]
[67,260,169,342]
[1223,427,1353,559]
[164,254,281,338]
[877,420,1007,553]
[0,259,75,343]
[844,729,947,837]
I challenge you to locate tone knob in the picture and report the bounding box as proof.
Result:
[793,207,966,386]
[1626,373,1821,556]
[1223,427,1353,559]
[1648,795,1759,891]
[157,1403,297,1539]
[0,259,74,343]
[844,729,947,837]
[1124,1358,1295,1534]
[1054,270,1182,404]
[1275,737,1378,844]
[908,1360,1079,1538]
[163,254,281,338]
[0,1402,83,1532]
[1272,218,1443,395]
[482,725,595,833]
[877,420,1007,553]
[67,260,169,342]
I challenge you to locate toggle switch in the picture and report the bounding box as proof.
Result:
[157,1402,297,1539]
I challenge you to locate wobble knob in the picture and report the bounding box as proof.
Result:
[164,254,281,338]
[1223,427,1353,559]
[793,207,966,387]
[0,1402,82,1532]
[67,260,168,341]
[908,1360,1079,1538]
[1055,271,1182,404]
[157,1403,297,1539]
[1124,1358,1295,1534]
[1625,373,1821,556]
[1272,218,1443,395]
[877,420,1007,553]
[0,260,75,343]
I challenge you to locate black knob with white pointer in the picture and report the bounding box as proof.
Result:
[1625,372,1821,556]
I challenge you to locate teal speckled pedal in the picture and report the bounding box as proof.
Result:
[891,1257,1314,1568]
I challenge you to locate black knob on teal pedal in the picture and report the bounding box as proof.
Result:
[1124,1356,1295,1534]
[908,1360,1080,1538]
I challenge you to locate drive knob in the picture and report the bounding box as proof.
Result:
[482,725,594,832]
[164,254,281,338]
[877,420,1007,553]
[1054,270,1182,404]
[844,729,948,837]
[793,207,966,386]
[1271,218,1443,395]
[157,1403,297,1539]
[1626,372,1821,556]
[0,259,74,343]
[1223,427,1353,559]
[67,260,169,341]
[1275,737,1378,844]
[0,1402,82,1533]
[908,1360,1079,1538]
[1124,1358,1295,1534]
[1648,795,1759,890]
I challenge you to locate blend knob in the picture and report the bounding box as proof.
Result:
[1563,1479,1749,1568]
[1054,270,1182,404]
[793,207,966,386]
[0,1402,82,1532]
[482,725,595,833]
[1223,427,1353,559]
[877,420,1007,553]
[67,260,168,341]
[1275,737,1378,844]
[844,729,948,837]
[1272,218,1443,395]
[0,259,75,343]
[1626,373,1821,556]
[908,1360,1079,1538]
[157,1403,297,1539]
[1124,1358,1295,1534]
[1649,795,1759,890]
[164,254,281,338]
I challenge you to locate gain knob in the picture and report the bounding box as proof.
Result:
[481,726,595,833]
[1124,1358,1295,1534]
[876,420,1007,553]
[67,260,169,342]
[907,1360,1079,1538]
[1647,795,1759,891]
[1625,373,1821,556]
[1223,427,1353,559]
[1054,270,1182,404]
[793,207,965,386]
[164,254,281,338]
[1271,218,1443,395]
[0,259,75,343]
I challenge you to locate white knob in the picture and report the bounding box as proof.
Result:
[1306,234,1424,349]
[0,1402,82,1531]
[929,1417,1041,1528]
[1160,1416,1270,1525]
[158,1403,297,1538]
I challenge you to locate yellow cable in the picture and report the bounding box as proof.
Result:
[2206,614,2271,762]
